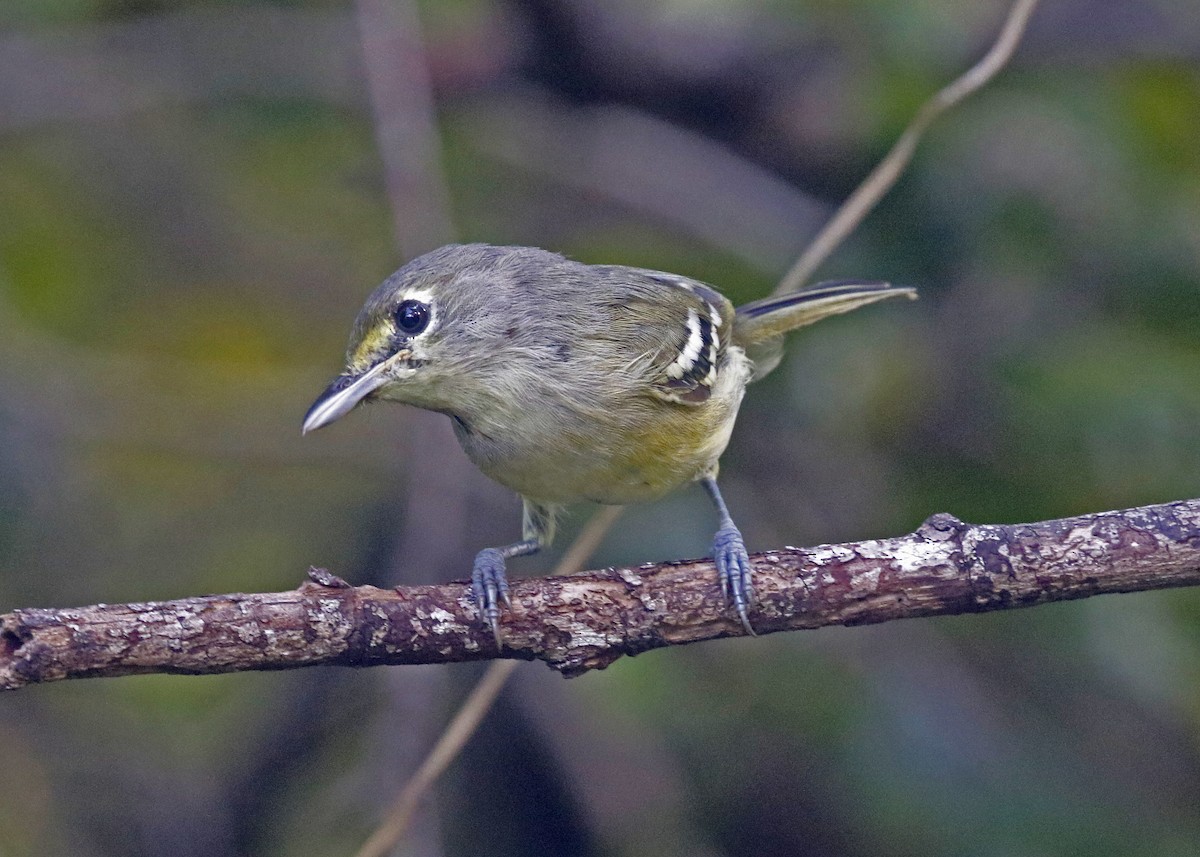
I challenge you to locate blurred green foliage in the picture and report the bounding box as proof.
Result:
[2,1,1199,856]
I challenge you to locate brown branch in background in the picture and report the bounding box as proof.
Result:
[353,3,464,853]
[774,0,1041,294]
[360,661,518,857]
[355,0,456,258]
[5,498,1199,691]
[352,505,624,857]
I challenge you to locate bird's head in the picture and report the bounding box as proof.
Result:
[302,244,538,434]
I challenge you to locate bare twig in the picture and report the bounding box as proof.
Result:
[353,3,464,852]
[355,0,455,258]
[5,498,1199,690]
[774,0,1041,294]
[355,660,518,857]
[353,505,624,857]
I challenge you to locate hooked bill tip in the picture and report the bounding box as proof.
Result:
[301,361,390,435]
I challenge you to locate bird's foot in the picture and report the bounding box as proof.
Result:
[714,524,756,636]
[471,547,512,648]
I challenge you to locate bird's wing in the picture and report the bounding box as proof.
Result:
[596,268,737,406]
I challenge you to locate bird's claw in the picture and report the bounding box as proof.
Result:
[714,524,756,636]
[471,547,510,648]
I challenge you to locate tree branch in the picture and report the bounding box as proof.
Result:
[4,498,1198,690]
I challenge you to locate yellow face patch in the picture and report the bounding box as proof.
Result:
[348,321,395,373]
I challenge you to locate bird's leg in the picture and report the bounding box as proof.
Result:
[470,500,556,648]
[471,540,536,648]
[701,476,757,636]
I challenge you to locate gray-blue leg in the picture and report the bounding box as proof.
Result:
[471,500,557,648]
[472,540,539,648]
[701,476,757,636]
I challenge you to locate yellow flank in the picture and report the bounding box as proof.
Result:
[611,396,735,495]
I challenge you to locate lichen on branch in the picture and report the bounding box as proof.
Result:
[3,498,1199,690]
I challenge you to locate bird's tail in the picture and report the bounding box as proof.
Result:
[732,281,916,380]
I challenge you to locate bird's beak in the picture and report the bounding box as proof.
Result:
[301,359,391,434]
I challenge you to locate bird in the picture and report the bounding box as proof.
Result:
[302,243,915,644]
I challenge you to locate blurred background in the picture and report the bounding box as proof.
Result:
[2,0,1200,854]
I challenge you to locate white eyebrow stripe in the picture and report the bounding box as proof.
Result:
[402,287,436,304]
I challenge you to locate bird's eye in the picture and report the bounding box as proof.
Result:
[394,299,431,335]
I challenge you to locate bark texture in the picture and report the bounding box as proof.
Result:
[4,499,1200,689]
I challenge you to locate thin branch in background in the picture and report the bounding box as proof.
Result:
[353,505,625,857]
[355,0,456,259]
[354,2,462,854]
[356,660,518,857]
[353,0,463,589]
[774,0,1041,295]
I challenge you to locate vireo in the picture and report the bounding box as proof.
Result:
[303,244,914,643]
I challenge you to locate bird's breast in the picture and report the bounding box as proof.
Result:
[450,349,750,506]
